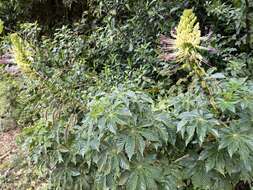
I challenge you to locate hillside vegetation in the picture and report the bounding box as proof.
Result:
[0,0,253,189]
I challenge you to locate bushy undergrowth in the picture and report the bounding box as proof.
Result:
[0,0,253,190]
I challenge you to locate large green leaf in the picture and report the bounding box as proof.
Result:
[125,135,136,160]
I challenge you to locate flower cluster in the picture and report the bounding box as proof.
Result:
[160,9,214,64]
[0,19,3,34]
[10,33,33,74]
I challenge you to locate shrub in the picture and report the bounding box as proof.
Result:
[1,1,253,190]
[20,88,182,189]
[15,8,253,190]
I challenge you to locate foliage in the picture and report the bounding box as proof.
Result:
[204,0,253,55]
[19,88,183,190]
[0,21,20,131]
[0,73,19,131]
[0,0,84,29]
[0,1,253,190]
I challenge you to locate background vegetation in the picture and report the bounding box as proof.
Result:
[0,0,253,189]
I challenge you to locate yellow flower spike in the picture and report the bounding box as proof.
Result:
[176,9,200,48]
[160,9,215,65]
[10,33,33,75]
[0,19,4,34]
[160,9,219,113]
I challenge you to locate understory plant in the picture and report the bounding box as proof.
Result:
[1,2,253,190]
[158,8,253,190]
[18,9,253,190]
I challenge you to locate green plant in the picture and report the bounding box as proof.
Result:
[1,2,253,190]
[158,8,253,190]
[19,87,185,190]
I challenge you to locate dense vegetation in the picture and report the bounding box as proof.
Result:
[0,0,253,189]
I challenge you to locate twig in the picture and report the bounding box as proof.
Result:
[174,154,190,163]
[0,150,12,162]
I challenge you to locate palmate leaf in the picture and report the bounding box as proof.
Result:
[136,135,145,156]
[126,172,139,190]
[113,124,167,161]
[160,163,183,190]
[140,129,160,142]
[125,161,161,190]
[93,147,132,189]
[94,175,110,190]
[176,109,219,145]
[181,156,212,189]
[216,98,238,113]
[191,169,233,190]
[125,135,136,160]
[121,127,163,160]
[191,168,212,190]
[216,78,253,113]
[198,144,237,175]
[219,121,253,160]
[84,88,171,162]
[153,114,170,143]
[182,157,233,190]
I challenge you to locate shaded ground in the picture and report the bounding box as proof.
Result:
[0,128,47,190]
[0,128,20,164]
[0,128,24,190]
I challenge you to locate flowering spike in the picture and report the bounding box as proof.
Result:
[10,33,33,74]
[0,19,4,34]
[176,9,201,49]
[160,9,215,65]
